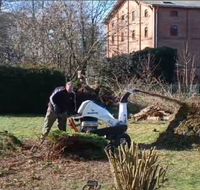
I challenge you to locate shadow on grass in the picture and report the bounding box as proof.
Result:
[138,132,200,151]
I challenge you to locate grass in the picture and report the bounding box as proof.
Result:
[0,115,200,189]
[0,115,64,140]
[128,120,168,144]
[128,120,200,190]
[159,150,200,190]
[0,115,43,140]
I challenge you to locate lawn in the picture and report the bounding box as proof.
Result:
[0,115,200,190]
[0,115,43,139]
[129,121,200,190]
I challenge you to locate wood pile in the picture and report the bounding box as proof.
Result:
[133,89,200,148]
[133,105,172,121]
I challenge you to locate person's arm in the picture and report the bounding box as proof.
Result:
[50,88,63,114]
[66,92,77,115]
[50,91,58,107]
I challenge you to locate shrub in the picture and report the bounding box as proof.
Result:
[100,46,177,87]
[131,47,177,83]
[0,65,65,114]
[105,143,167,190]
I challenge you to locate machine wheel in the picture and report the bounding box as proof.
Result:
[117,133,131,148]
[106,134,131,151]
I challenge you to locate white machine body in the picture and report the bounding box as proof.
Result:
[77,100,128,127]
[118,102,128,125]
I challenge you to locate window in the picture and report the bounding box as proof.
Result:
[170,25,178,36]
[111,34,115,44]
[121,15,125,21]
[144,27,148,38]
[132,11,135,21]
[121,32,124,42]
[132,30,135,39]
[144,9,148,17]
[48,29,54,40]
[170,10,178,17]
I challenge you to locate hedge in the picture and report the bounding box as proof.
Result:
[0,65,65,114]
[104,46,177,83]
[131,46,177,83]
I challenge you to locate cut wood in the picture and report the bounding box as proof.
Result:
[133,105,172,121]
[134,89,200,148]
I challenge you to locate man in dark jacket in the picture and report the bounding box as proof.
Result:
[42,81,76,137]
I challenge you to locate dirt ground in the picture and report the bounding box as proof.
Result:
[0,140,113,190]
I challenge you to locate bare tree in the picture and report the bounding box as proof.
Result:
[1,0,114,81]
[176,42,198,94]
[0,11,20,65]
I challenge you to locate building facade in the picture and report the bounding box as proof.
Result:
[105,0,200,59]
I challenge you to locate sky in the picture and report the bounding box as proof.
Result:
[2,0,116,20]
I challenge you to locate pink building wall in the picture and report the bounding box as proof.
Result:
[106,1,200,61]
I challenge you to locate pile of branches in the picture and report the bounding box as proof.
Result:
[136,90,200,149]
[0,131,22,154]
[46,130,108,160]
[155,102,200,149]
[76,83,118,108]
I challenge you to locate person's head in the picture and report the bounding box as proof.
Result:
[65,81,73,93]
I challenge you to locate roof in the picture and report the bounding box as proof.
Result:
[104,0,126,24]
[104,1,200,24]
[144,1,200,8]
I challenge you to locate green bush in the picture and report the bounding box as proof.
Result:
[0,65,65,114]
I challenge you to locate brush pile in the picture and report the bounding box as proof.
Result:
[0,131,22,154]
[46,130,108,160]
[76,83,118,107]
[134,89,200,149]
[155,102,200,149]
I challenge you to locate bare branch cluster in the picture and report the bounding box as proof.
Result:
[0,0,114,80]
